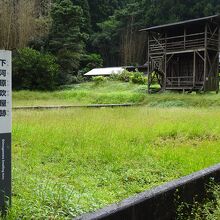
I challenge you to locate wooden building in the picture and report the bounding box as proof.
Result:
[141,15,220,93]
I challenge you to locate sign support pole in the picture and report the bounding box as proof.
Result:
[0,50,12,212]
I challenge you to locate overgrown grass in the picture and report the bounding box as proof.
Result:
[12,81,147,106]
[8,107,220,219]
[13,81,220,107]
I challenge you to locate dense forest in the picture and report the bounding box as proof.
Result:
[0,0,219,89]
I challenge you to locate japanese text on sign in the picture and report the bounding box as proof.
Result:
[0,51,11,134]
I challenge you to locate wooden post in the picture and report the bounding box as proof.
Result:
[216,25,220,93]
[204,23,208,92]
[184,27,186,49]
[193,51,196,87]
[147,32,150,93]
[164,33,167,90]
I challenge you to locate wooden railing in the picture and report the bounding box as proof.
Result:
[207,32,219,50]
[149,33,218,54]
[166,76,194,87]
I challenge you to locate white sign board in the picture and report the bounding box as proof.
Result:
[0,50,12,134]
[0,50,12,210]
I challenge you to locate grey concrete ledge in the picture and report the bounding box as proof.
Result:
[13,103,138,110]
[75,163,220,220]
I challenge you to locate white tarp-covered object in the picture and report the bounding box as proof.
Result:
[84,67,124,76]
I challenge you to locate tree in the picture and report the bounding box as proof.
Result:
[47,0,87,83]
[73,0,91,34]
[88,0,125,31]
[91,0,220,67]
[91,17,121,66]
[8,0,220,86]
[0,0,50,50]
[13,48,59,90]
[91,1,146,66]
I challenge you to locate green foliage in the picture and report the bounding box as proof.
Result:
[92,76,107,84]
[11,0,220,89]
[90,70,147,85]
[117,70,133,82]
[88,0,125,31]
[177,182,220,220]
[48,0,87,83]
[12,81,220,108]
[49,0,86,52]
[91,17,120,66]
[148,100,187,108]
[69,74,85,84]
[130,71,147,84]
[12,81,147,106]
[79,53,103,74]
[91,0,220,66]
[116,70,147,84]
[73,0,91,34]
[13,48,59,90]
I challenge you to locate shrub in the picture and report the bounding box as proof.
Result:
[92,76,107,85]
[130,71,147,84]
[116,70,147,84]
[71,74,85,84]
[13,48,59,90]
[109,73,119,81]
[117,70,133,82]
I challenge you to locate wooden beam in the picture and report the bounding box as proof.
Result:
[195,50,205,62]
[184,27,186,49]
[152,35,165,50]
[166,49,205,55]
[207,23,212,35]
[209,26,218,40]
[147,32,151,93]
[204,23,208,91]
[166,54,174,64]
[216,26,220,93]
[193,51,196,87]
[164,33,167,89]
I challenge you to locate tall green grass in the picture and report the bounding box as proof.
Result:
[13,81,220,107]
[8,107,220,219]
[12,82,147,106]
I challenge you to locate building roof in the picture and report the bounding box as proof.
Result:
[84,67,125,76]
[140,14,220,32]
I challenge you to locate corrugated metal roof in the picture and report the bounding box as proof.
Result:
[140,14,220,32]
[84,67,125,76]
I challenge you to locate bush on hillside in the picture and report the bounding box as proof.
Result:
[117,70,133,82]
[113,70,147,84]
[71,74,85,84]
[92,76,107,84]
[130,71,147,84]
[13,48,59,90]
[108,73,119,81]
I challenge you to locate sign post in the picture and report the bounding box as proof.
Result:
[0,50,12,211]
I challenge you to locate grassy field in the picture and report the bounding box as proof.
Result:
[8,107,220,219]
[12,81,220,107]
[13,82,147,106]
